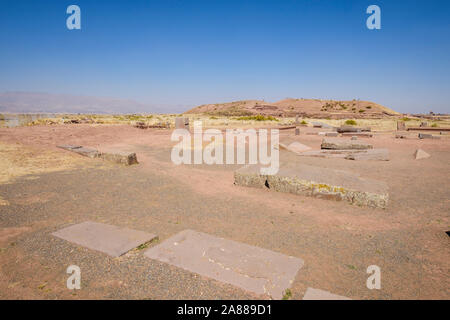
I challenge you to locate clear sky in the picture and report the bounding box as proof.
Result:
[0,0,449,113]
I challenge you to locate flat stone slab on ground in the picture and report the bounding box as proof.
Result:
[415,148,430,160]
[318,132,339,137]
[234,163,388,208]
[52,221,157,257]
[278,140,312,154]
[341,132,373,137]
[321,138,373,150]
[57,144,138,165]
[345,149,389,161]
[302,288,351,300]
[144,229,304,299]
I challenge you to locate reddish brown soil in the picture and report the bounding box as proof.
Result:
[0,124,449,300]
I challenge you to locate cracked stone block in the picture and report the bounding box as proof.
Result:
[302,288,351,300]
[234,163,388,208]
[144,229,304,299]
[321,138,373,150]
[52,221,158,257]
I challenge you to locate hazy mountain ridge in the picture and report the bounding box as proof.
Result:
[0,92,164,114]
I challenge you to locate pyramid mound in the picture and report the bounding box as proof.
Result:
[185,98,399,119]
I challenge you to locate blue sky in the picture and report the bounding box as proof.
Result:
[0,0,449,113]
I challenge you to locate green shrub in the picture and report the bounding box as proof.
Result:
[345,119,357,125]
[431,123,438,127]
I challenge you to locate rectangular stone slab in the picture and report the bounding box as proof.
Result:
[302,287,351,300]
[98,150,138,165]
[234,163,388,208]
[344,149,389,161]
[52,221,157,257]
[144,230,304,299]
[321,138,373,150]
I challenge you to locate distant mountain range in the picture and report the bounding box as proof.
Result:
[0,91,167,114]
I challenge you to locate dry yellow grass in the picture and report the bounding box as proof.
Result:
[0,142,102,186]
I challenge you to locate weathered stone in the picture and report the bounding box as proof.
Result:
[234,164,389,208]
[72,147,100,159]
[52,221,158,257]
[418,133,440,139]
[302,288,351,300]
[414,149,430,160]
[279,141,312,154]
[341,132,373,137]
[337,126,371,133]
[298,149,366,159]
[57,145,82,150]
[321,138,373,150]
[395,134,407,139]
[345,149,389,161]
[98,151,138,166]
[295,127,300,135]
[144,229,304,299]
[351,136,358,140]
[319,132,338,137]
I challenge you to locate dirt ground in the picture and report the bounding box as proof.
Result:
[0,123,449,299]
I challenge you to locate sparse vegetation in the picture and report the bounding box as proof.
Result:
[235,115,278,121]
[345,119,357,125]
[401,117,412,121]
[300,120,308,125]
[431,123,438,127]
[282,288,292,300]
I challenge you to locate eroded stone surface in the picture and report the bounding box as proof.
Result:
[144,229,304,299]
[52,221,157,257]
[321,138,373,150]
[98,151,138,165]
[234,163,389,208]
[302,287,351,300]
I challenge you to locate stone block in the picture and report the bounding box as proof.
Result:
[144,230,304,299]
[52,221,158,257]
[235,163,389,208]
[321,138,373,150]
